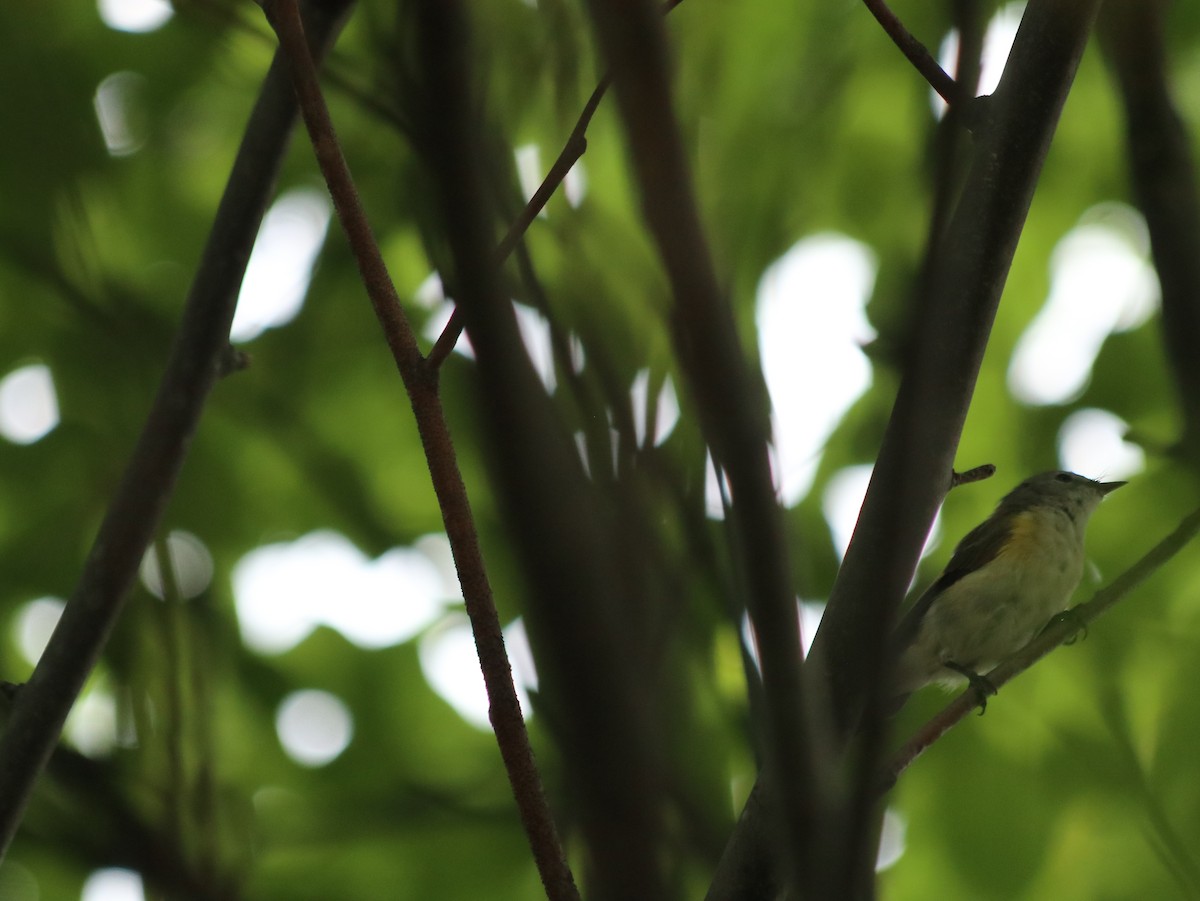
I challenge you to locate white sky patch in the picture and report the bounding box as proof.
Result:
[0,363,59,445]
[822,465,876,561]
[822,464,942,566]
[94,72,148,157]
[232,531,454,654]
[14,597,65,666]
[876,808,907,871]
[630,370,680,447]
[65,687,123,758]
[415,271,445,309]
[82,869,144,901]
[98,0,173,33]
[564,160,588,208]
[139,531,214,600]
[705,454,729,520]
[1009,205,1158,405]
[231,188,331,342]
[515,144,545,214]
[416,272,474,360]
[418,614,535,730]
[275,689,353,766]
[1057,408,1145,480]
[757,233,878,506]
[933,2,1024,117]
[741,600,824,665]
[514,303,556,393]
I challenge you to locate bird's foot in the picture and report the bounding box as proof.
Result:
[944,662,996,715]
[1045,608,1088,645]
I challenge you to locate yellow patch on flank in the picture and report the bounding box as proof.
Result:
[996,510,1045,564]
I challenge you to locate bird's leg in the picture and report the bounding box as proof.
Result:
[944,662,996,715]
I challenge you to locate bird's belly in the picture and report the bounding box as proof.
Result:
[920,538,1083,678]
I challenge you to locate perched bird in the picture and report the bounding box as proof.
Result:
[893,471,1124,701]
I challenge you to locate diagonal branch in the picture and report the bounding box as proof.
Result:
[0,0,356,861]
[884,504,1200,787]
[259,3,580,900]
[426,76,604,369]
[862,0,958,104]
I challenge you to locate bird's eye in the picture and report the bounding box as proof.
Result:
[1055,472,1073,483]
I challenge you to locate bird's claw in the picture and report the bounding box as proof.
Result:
[944,662,996,715]
[1046,608,1088,645]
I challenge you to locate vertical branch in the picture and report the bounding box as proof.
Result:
[404,0,685,894]
[815,0,1102,890]
[709,0,1104,897]
[259,3,581,899]
[0,0,355,859]
[1100,0,1200,461]
[581,0,823,895]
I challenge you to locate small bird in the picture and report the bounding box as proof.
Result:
[893,470,1124,701]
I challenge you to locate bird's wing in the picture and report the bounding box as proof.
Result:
[893,513,1015,646]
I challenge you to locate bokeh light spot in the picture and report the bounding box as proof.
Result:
[98,0,173,33]
[276,689,353,766]
[14,597,65,666]
[82,868,144,901]
[139,531,214,600]
[0,363,59,445]
[419,615,535,730]
[233,531,453,654]
[1009,204,1158,405]
[1057,408,1145,480]
[231,189,331,342]
[934,2,1023,117]
[93,72,148,157]
[757,234,877,506]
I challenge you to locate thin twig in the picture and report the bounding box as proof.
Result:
[427,77,604,369]
[883,504,1200,789]
[259,3,580,899]
[862,0,958,104]
[0,0,355,860]
[427,0,687,370]
[950,463,995,489]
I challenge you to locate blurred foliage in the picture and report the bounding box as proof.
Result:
[1,0,1200,899]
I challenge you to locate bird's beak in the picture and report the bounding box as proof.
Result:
[1099,480,1127,495]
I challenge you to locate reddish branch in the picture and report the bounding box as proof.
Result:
[260,3,579,899]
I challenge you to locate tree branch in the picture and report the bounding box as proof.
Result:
[427,0,688,370]
[884,504,1200,787]
[0,0,355,860]
[582,0,827,895]
[401,0,681,896]
[1100,0,1200,461]
[708,0,1104,896]
[259,3,580,899]
[862,0,958,104]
